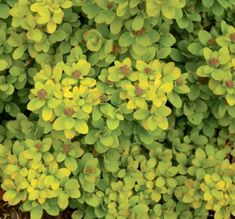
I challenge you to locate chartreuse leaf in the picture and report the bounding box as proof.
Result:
[65,157,78,172]
[75,120,89,134]
[58,192,69,209]
[132,16,144,31]
[0,59,8,71]
[30,206,43,219]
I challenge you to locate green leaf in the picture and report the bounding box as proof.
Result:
[132,16,144,31]
[157,47,171,59]
[159,34,175,47]
[188,113,203,125]
[65,157,78,172]
[155,177,165,187]
[119,32,134,47]
[65,179,80,198]
[27,98,45,111]
[188,85,200,101]
[202,0,214,7]
[107,119,119,130]
[58,193,69,209]
[168,93,182,108]
[198,30,211,45]
[0,59,8,71]
[133,109,149,120]
[85,194,100,207]
[203,47,213,60]
[100,135,113,147]
[85,130,97,144]
[0,3,10,19]
[110,17,123,34]
[27,29,43,42]
[147,116,157,131]
[30,206,43,219]
[132,204,149,215]
[13,45,27,60]
[187,43,202,55]
[229,120,235,134]
[170,48,185,62]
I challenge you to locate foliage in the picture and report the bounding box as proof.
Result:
[0,0,235,218]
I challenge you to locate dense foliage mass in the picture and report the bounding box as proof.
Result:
[0,0,235,218]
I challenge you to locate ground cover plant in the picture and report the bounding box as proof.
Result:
[0,0,235,218]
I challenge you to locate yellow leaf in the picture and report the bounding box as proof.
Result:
[64,129,75,139]
[216,180,225,190]
[75,120,89,134]
[42,106,53,121]
[159,83,173,93]
[204,192,212,201]
[61,1,73,8]
[47,21,57,34]
[51,180,59,190]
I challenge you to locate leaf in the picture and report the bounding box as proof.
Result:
[53,117,66,131]
[198,30,211,45]
[0,59,8,71]
[159,83,173,93]
[157,47,171,59]
[13,45,27,60]
[28,190,40,200]
[27,98,45,111]
[132,204,149,215]
[110,17,123,34]
[65,157,78,172]
[0,3,10,19]
[168,92,182,108]
[133,109,149,120]
[47,21,57,34]
[202,0,214,7]
[65,179,80,198]
[187,43,202,55]
[155,177,165,187]
[42,106,53,121]
[85,130,97,144]
[3,190,17,202]
[58,193,69,209]
[30,206,43,219]
[61,1,73,8]
[188,113,203,125]
[44,205,60,216]
[157,116,168,130]
[75,120,89,134]
[27,29,43,42]
[170,48,185,62]
[159,34,175,47]
[119,32,134,47]
[100,135,114,147]
[226,94,235,106]
[85,193,100,207]
[188,85,200,101]
[203,47,213,60]
[147,116,157,131]
[132,15,144,31]
[107,119,119,130]
[64,118,75,130]
[229,120,235,134]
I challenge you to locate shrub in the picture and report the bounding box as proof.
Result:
[0,0,235,219]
